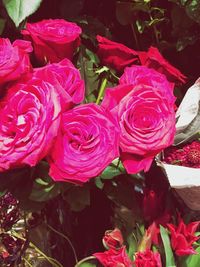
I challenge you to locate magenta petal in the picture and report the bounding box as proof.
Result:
[121,152,154,174]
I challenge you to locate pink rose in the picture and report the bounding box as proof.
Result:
[138,47,186,84]
[21,19,82,64]
[168,219,200,256]
[48,103,119,184]
[97,35,139,72]
[102,66,176,173]
[34,59,85,110]
[134,250,162,267]
[94,247,133,267]
[0,72,61,171]
[0,38,32,86]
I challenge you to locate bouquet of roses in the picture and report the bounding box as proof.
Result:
[0,2,200,266]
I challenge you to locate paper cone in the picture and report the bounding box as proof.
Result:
[156,158,200,211]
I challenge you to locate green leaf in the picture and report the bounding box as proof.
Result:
[136,19,146,34]
[63,185,90,212]
[100,165,123,180]
[78,263,96,267]
[29,162,61,202]
[185,0,200,24]
[94,177,104,190]
[3,0,42,27]
[160,225,176,267]
[180,246,200,267]
[127,233,137,259]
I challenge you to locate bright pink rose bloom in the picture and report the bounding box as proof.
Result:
[97,35,139,72]
[103,228,124,250]
[102,66,176,173]
[48,103,119,184]
[119,65,175,105]
[21,19,82,64]
[0,38,32,85]
[138,47,186,84]
[134,250,162,267]
[34,59,85,110]
[94,247,133,267]
[168,219,200,256]
[0,73,61,171]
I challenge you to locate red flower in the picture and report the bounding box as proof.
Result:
[97,35,139,72]
[34,58,85,110]
[48,104,119,184]
[21,19,81,64]
[138,47,186,84]
[0,38,32,86]
[103,228,124,250]
[164,141,200,168]
[143,189,171,226]
[134,249,162,267]
[167,219,200,256]
[143,189,163,222]
[94,246,133,267]
[102,66,176,174]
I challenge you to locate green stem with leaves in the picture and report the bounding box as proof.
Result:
[11,231,63,267]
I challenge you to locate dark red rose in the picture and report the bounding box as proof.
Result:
[94,247,133,267]
[138,47,186,84]
[167,219,200,256]
[134,249,162,267]
[0,38,32,86]
[97,35,139,72]
[21,19,82,64]
[103,228,124,250]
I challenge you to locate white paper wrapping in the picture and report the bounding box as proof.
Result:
[175,78,200,145]
[156,159,200,210]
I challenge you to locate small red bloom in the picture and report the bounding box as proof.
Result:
[164,141,200,168]
[143,189,171,226]
[97,35,139,72]
[94,246,133,267]
[134,249,162,267]
[103,228,124,250]
[138,47,186,84]
[143,189,163,222]
[167,219,200,256]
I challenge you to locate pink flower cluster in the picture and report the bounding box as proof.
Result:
[0,19,177,184]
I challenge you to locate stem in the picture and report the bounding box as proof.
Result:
[11,231,63,267]
[23,257,33,267]
[38,256,64,267]
[96,76,108,105]
[149,13,159,45]
[46,224,78,263]
[130,23,139,50]
[75,256,96,267]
